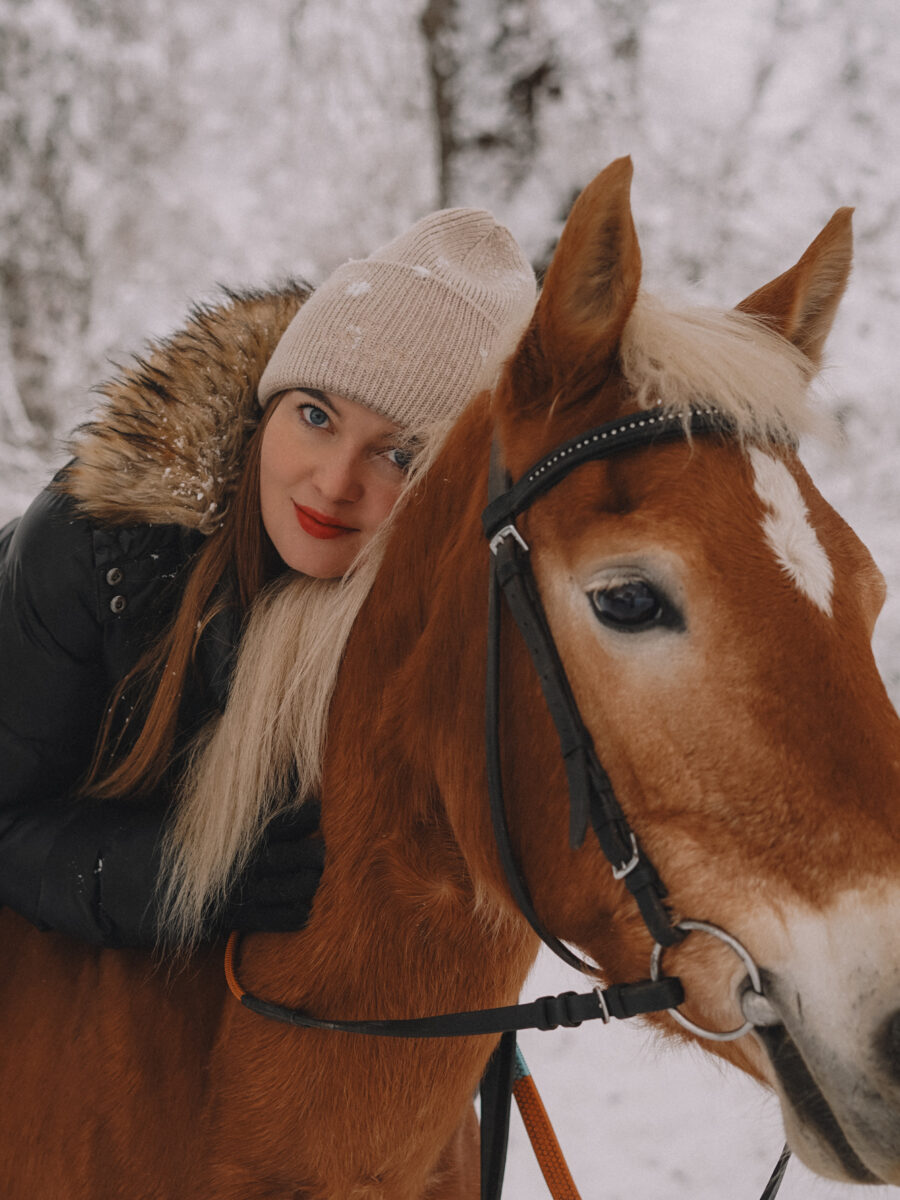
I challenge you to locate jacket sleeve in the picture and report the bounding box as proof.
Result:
[0,487,166,946]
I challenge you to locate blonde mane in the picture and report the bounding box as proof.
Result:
[160,293,832,944]
[621,292,832,442]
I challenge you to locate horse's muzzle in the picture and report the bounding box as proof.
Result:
[748,963,900,1185]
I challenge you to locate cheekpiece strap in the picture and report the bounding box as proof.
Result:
[482,410,728,959]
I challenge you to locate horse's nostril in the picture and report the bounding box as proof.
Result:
[876,1011,900,1084]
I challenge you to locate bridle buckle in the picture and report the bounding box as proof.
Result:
[611,832,640,879]
[489,523,529,556]
[593,983,611,1024]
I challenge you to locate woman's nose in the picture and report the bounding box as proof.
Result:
[313,448,364,504]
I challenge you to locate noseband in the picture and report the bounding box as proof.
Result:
[225,405,791,1199]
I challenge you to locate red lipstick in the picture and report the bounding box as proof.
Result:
[293,504,356,540]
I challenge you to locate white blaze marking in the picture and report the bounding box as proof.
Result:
[749,447,834,616]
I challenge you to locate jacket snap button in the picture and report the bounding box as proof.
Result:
[110,594,127,614]
[106,567,123,586]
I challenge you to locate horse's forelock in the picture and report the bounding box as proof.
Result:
[619,292,834,444]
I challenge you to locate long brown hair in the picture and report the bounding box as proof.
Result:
[84,402,281,800]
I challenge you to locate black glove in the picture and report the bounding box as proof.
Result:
[24,798,168,947]
[5,797,323,948]
[219,800,324,934]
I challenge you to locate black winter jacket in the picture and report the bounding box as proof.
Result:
[0,283,312,947]
[0,480,230,945]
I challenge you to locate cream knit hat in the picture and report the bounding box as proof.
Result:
[257,208,536,426]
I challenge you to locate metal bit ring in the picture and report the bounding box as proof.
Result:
[650,919,762,1042]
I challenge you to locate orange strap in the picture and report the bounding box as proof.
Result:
[513,1054,582,1200]
[224,930,244,1001]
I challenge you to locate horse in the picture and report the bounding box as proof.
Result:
[2,156,899,1198]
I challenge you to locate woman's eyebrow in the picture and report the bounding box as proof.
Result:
[297,387,337,414]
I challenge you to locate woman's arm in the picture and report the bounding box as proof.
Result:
[0,486,168,945]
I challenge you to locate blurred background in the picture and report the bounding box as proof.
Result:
[2,1,899,1195]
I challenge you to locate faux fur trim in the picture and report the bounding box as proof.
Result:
[63,282,310,531]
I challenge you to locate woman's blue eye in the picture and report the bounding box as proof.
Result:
[387,447,412,471]
[301,404,330,428]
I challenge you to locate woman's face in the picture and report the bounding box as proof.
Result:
[259,389,411,577]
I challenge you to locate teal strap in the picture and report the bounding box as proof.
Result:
[514,1046,530,1083]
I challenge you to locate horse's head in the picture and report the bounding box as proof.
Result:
[490,158,900,1184]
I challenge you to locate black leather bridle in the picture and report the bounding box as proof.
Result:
[226,404,791,1199]
[480,404,789,1200]
[480,408,723,965]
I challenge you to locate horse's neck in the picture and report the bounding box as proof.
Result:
[240,676,536,1025]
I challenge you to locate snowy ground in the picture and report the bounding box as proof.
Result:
[507,951,896,1199]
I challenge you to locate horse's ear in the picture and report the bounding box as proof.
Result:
[529,157,642,389]
[735,208,853,368]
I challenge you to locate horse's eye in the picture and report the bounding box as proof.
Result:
[589,581,671,631]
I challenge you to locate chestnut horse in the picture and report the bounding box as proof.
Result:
[2,158,899,1197]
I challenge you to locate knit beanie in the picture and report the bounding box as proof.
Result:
[257,208,536,426]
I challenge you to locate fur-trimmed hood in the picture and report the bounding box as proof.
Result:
[64,283,310,532]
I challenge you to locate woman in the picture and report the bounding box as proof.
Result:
[0,208,536,948]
